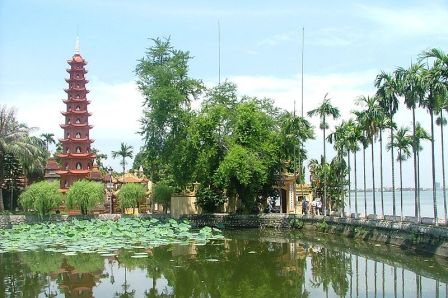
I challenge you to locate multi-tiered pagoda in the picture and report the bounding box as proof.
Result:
[57,39,95,191]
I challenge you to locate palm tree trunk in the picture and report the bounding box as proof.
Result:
[363,144,367,217]
[412,107,419,222]
[371,135,376,216]
[390,121,396,218]
[348,151,351,216]
[380,129,384,218]
[354,151,358,218]
[0,189,4,212]
[417,149,421,215]
[0,155,4,211]
[399,150,403,221]
[122,156,125,175]
[323,120,327,216]
[440,110,447,224]
[430,109,438,225]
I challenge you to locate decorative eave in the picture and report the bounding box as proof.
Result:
[65,78,89,83]
[59,138,95,143]
[66,68,88,74]
[62,99,91,104]
[60,123,94,129]
[64,88,90,93]
[58,153,96,159]
[57,169,90,175]
[61,110,92,116]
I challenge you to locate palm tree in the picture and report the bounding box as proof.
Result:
[355,96,383,217]
[345,120,363,218]
[308,93,340,216]
[328,121,350,216]
[375,71,400,217]
[412,123,432,207]
[394,63,424,221]
[0,106,45,211]
[40,133,55,152]
[388,127,412,221]
[354,110,369,217]
[436,102,447,223]
[420,64,447,225]
[112,143,134,175]
[421,48,448,224]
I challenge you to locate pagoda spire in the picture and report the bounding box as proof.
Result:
[75,36,80,54]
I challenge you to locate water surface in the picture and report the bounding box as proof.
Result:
[1,229,447,297]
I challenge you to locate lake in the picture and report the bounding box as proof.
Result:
[1,229,447,297]
[345,190,448,218]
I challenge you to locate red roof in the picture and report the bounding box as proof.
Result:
[45,158,60,170]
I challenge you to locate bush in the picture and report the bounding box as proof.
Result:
[195,186,226,213]
[19,181,63,217]
[289,218,304,229]
[152,182,173,212]
[118,183,147,210]
[66,180,104,215]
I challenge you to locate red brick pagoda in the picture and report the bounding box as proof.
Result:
[57,38,95,191]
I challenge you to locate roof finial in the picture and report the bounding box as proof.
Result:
[75,36,80,54]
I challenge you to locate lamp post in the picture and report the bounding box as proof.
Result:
[108,167,113,214]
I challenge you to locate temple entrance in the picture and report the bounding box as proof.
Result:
[280,189,287,213]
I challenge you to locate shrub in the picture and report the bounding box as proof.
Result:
[195,186,226,213]
[19,181,63,217]
[152,182,173,213]
[66,180,104,215]
[289,218,304,229]
[118,183,147,210]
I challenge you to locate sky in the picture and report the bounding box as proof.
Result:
[0,0,447,188]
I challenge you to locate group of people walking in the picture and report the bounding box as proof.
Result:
[301,197,322,215]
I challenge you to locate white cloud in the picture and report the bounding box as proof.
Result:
[257,31,296,47]
[358,3,448,36]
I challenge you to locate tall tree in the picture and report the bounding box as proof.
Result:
[395,63,424,221]
[136,37,203,184]
[0,106,45,211]
[436,102,447,223]
[355,96,383,216]
[420,63,446,224]
[40,133,55,152]
[375,71,400,217]
[388,127,412,221]
[112,143,134,175]
[308,93,340,216]
[412,122,432,207]
[345,120,364,218]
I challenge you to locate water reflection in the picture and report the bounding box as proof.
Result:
[0,230,447,297]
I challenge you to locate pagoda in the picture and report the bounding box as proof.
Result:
[57,38,95,191]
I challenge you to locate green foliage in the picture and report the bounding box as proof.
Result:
[195,186,226,213]
[316,220,329,232]
[289,218,304,229]
[0,218,223,254]
[19,181,62,217]
[65,180,104,215]
[118,183,147,209]
[136,37,203,184]
[152,182,173,211]
[112,142,133,174]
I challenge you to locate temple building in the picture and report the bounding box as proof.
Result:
[57,38,95,191]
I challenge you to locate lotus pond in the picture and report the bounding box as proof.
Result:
[0,219,447,297]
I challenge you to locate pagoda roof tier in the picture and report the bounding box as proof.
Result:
[57,169,91,175]
[65,78,89,83]
[58,153,96,159]
[64,88,90,93]
[63,99,91,104]
[60,123,94,129]
[66,68,88,74]
[67,60,87,65]
[61,110,92,116]
[59,137,95,143]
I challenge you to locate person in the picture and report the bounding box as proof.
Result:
[311,199,316,215]
[266,198,272,213]
[301,198,308,215]
[316,199,322,215]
